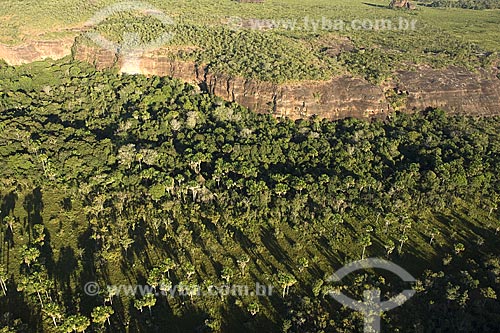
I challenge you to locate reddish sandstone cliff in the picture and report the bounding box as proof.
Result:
[74,43,391,120]
[394,66,500,117]
[74,43,500,120]
[0,39,74,65]
[2,39,500,121]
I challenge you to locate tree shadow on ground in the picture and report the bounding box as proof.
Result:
[1,191,17,216]
[362,2,390,9]
[22,188,44,240]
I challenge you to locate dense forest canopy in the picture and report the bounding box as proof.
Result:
[0,59,499,332]
[0,1,499,332]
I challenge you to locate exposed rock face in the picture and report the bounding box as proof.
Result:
[73,43,118,70]
[73,43,389,120]
[0,39,74,65]
[74,43,500,120]
[390,0,416,10]
[207,75,388,120]
[395,67,500,116]
[2,40,500,121]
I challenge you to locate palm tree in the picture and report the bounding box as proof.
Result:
[274,183,289,197]
[32,224,45,246]
[221,267,234,284]
[160,258,176,278]
[21,246,40,268]
[75,248,85,261]
[360,235,372,260]
[277,272,297,298]
[185,281,200,300]
[398,235,408,254]
[186,180,201,202]
[384,213,397,234]
[0,264,8,295]
[429,228,439,245]
[165,176,175,195]
[384,240,395,258]
[142,293,157,315]
[60,316,76,333]
[292,178,307,195]
[158,277,173,297]
[298,258,309,273]
[237,255,250,276]
[332,213,343,233]
[104,287,118,305]
[247,302,260,316]
[402,220,412,235]
[184,263,196,280]
[4,216,15,233]
[454,243,465,255]
[134,298,145,313]
[91,305,114,327]
[43,302,63,327]
[147,267,162,291]
[188,152,206,174]
[488,195,499,217]
[74,315,90,333]
[60,315,90,333]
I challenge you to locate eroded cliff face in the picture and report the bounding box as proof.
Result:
[205,74,389,120]
[2,39,500,120]
[0,39,74,65]
[74,43,390,120]
[394,67,500,117]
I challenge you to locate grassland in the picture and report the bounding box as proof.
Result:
[1,0,498,84]
[1,0,499,51]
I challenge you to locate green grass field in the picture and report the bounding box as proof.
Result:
[1,0,499,51]
[2,0,498,84]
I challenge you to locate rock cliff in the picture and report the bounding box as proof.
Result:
[394,66,500,117]
[2,39,500,121]
[0,39,74,65]
[74,43,390,120]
